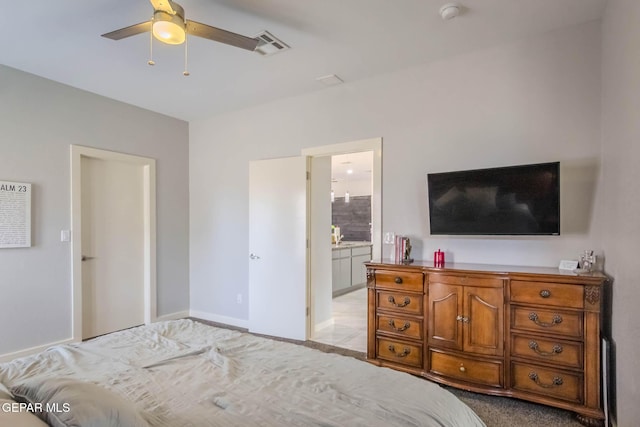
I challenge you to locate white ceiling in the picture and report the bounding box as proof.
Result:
[0,0,606,121]
[332,151,373,184]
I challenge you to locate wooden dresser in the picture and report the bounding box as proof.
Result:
[365,261,608,426]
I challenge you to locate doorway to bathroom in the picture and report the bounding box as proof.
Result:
[302,138,381,353]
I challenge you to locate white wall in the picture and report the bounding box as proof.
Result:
[0,65,190,355]
[190,21,602,322]
[601,0,640,424]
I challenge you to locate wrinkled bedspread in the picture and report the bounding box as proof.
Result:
[0,319,485,426]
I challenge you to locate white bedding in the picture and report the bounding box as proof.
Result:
[0,320,485,426]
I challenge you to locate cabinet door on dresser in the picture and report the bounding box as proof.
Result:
[428,277,504,356]
[428,282,463,351]
[464,286,504,356]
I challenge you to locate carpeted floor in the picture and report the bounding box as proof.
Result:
[444,386,584,427]
[191,318,585,426]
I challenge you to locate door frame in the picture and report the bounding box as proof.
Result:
[301,137,382,337]
[70,145,157,342]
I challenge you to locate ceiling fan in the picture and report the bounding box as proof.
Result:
[101,0,259,51]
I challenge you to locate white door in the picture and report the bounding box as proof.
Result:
[309,156,332,334]
[249,156,308,340]
[81,156,145,339]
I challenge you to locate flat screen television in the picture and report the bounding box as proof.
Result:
[427,162,560,235]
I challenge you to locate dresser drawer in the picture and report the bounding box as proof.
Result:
[511,307,583,338]
[377,291,423,315]
[377,338,423,368]
[429,350,503,388]
[511,334,583,369]
[510,281,584,309]
[374,270,424,292]
[511,362,583,404]
[377,314,423,340]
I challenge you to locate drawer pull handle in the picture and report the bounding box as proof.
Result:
[528,341,563,356]
[528,372,563,388]
[528,312,563,327]
[387,344,411,358]
[539,290,551,298]
[394,277,403,284]
[388,319,411,332]
[388,296,411,307]
[459,365,466,373]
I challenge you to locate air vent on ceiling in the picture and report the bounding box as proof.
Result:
[316,74,344,86]
[254,30,290,56]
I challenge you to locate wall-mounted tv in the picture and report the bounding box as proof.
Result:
[427,162,560,236]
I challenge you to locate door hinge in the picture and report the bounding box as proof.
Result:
[306,307,310,316]
[307,238,309,249]
[306,171,310,180]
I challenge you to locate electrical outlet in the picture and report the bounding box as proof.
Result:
[236,293,242,304]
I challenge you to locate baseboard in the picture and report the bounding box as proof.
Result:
[155,310,190,322]
[0,338,75,363]
[189,310,248,329]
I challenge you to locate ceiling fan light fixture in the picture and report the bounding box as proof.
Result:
[153,10,186,45]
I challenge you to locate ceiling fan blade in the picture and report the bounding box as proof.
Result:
[186,20,259,51]
[102,21,152,40]
[149,0,175,14]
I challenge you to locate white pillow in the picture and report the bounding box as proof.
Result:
[10,377,149,427]
[0,397,49,427]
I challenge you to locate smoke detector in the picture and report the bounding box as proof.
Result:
[439,3,461,20]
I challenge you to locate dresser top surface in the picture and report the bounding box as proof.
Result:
[366,259,608,283]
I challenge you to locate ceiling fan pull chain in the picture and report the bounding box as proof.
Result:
[148,16,156,66]
[183,32,190,76]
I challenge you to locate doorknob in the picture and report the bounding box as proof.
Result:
[81,255,95,261]
[249,253,261,260]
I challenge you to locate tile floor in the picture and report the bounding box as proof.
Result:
[311,287,368,353]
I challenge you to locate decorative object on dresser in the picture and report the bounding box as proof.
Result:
[393,235,413,264]
[434,249,445,267]
[366,260,609,427]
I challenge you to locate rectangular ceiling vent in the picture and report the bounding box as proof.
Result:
[254,31,290,56]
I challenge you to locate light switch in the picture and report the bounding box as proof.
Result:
[60,230,71,242]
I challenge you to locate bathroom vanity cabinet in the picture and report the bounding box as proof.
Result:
[332,243,372,296]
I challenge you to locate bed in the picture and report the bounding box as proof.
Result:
[0,319,485,426]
